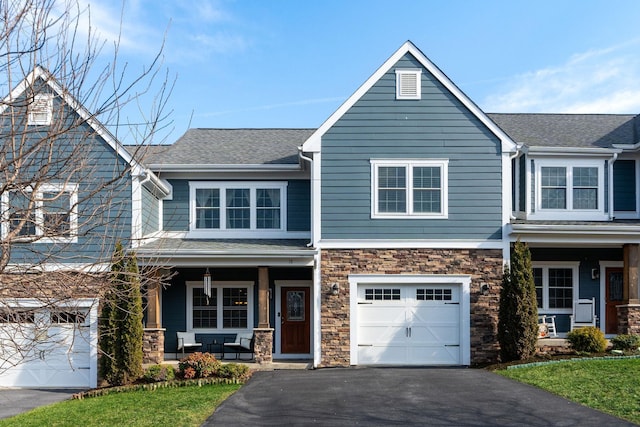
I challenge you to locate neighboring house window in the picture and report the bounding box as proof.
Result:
[535,160,604,218]
[190,182,286,234]
[28,94,53,125]
[187,281,253,331]
[4,183,78,242]
[532,263,578,312]
[395,69,421,100]
[371,159,448,218]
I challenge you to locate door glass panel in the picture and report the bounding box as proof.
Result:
[608,272,624,301]
[287,291,305,321]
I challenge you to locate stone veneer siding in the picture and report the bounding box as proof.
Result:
[143,328,165,364]
[320,248,503,367]
[253,328,274,364]
[617,304,640,335]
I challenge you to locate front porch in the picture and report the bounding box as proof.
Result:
[137,238,317,366]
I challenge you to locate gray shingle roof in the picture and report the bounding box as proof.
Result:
[142,128,314,165]
[488,113,640,148]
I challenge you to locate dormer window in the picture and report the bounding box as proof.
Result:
[395,69,421,100]
[28,94,53,125]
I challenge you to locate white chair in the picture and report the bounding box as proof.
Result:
[570,298,597,330]
[538,315,557,338]
[222,332,255,360]
[176,331,202,356]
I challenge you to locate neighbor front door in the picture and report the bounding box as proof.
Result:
[280,287,310,354]
[605,268,624,334]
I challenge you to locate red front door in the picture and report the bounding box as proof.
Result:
[280,287,310,354]
[605,268,624,334]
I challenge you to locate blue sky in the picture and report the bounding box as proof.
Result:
[81,0,640,144]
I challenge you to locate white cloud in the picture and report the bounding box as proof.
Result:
[483,40,640,113]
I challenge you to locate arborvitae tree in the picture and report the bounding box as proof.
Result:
[118,254,144,382]
[99,241,143,385]
[498,240,539,361]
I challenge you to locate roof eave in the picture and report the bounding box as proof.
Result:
[147,163,303,173]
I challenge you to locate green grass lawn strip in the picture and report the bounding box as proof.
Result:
[499,358,640,424]
[0,382,242,427]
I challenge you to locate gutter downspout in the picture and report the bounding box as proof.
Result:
[298,147,314,248]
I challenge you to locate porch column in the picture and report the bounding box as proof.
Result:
[623,244,640,303]
[619,244,640,334]
[146,275,161,328]
[258,267,270,328]
[143,271,165,364]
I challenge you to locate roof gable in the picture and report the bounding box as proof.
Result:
[302,41,517,153]
[0,65,144,176]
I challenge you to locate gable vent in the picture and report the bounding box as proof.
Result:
[28,94,53,125]
[396,69,421,100]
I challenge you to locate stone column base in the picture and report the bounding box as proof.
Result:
[143,328,166,364]
[253,328,274,364]
[616,304,640,335]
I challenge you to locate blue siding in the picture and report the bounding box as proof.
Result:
[142,186,160,236]
[320,53,503,240]
[614,160,636,211]
[2,89,133,264]
[162,179,311,232]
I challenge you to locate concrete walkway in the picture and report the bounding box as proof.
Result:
[206,367,636,426]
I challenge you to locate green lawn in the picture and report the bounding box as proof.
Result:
[0,383,242,427]
[498,358,640,424]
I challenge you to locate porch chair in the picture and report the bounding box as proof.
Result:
[538,315,557,338]
[570,298,597,330]
[222,332,255,360]
[176,331,202,356]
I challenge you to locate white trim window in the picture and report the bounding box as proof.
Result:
[532,263,579,313]
[371,159,448,219]
[3,183,78,242]
[189,182,287,236]
[28,94,53,126]
[186,281,253,332]
[395,69,421,100]
[533,159,605,220]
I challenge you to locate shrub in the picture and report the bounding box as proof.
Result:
[143,364,175,383]
[498,240,538,361]
[566,327,607,353]
[611,334,640,351]
[178,352,221,379]
[218,363,250,380]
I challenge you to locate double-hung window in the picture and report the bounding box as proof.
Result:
[187,281,253,332]
[4,183,78,242]
[532,263,578,312]
[371,159,448,218]
[535,160,604,219]
[190,182,286,235]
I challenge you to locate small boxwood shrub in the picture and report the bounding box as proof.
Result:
[178,352,221,379]
[611,334,640,351]
[218,363,250,380]
[143,364,175,383]
[566,326,607,353]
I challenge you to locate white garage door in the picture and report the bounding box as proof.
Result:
[0,300,97,388]
[357,284,462,365]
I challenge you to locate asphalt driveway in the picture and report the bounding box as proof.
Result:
[0,388,83,419]
[206,367,636,426]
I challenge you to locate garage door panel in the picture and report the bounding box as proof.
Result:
[0,304,95,388]
[358,344,408,365]
[356,282,463,366]
[408,345,461,365]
